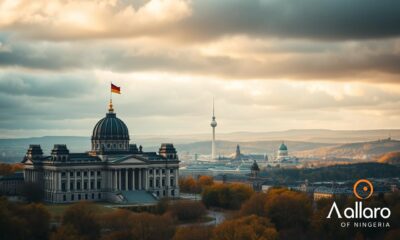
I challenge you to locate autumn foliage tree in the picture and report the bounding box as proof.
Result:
[263,188,312,231]
[173,226,214,240]
[100,209,176,240]
[0,197,50,240]
[179,176,201,193]
[202,183,254,209]
[168,200,206,221]
[212,215,278,240]
[53,201,101,240]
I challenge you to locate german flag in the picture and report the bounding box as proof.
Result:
[111,83,121,94]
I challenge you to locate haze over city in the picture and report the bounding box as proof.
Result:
[1,0,400,138]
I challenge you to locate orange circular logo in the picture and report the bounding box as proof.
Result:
[353,179,374,200]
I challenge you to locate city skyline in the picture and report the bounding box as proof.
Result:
[1,0,400,138]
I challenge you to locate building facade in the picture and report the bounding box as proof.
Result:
[22,101,180,203]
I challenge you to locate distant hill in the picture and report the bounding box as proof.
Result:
[378,152,400,165]
[295,138,400,160]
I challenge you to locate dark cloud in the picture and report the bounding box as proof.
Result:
[178,0,400,41]
[0,72,98,98]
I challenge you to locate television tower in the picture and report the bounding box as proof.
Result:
[210,98,217,160]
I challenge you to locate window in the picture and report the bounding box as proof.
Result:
[85,194,88,200]
[113,144,116,149]
[70,172,74,177]
[150,179,153,187]
[77,181,81,190]
[156,169,159,174]
[97,180,101,189]
[71,194,74,201]
[149,169,153,174]
[162,169,165,174]
[98,193,101,199]
[63,195,66,201]
[171,190,175,196]
[156,179,160,187]
[70,182,74,190]
[84,171,88,177]
[162,178,165,186]
[62,182,66,191]
[170,169,174,174]
[90,171,94,176]
[77,172,81,177]
[84,181,88,190]
[61,172,66,177]
[119,144,122,148]
[97,171,101,176]
[92,193,95,199]
[90,181,94,189]
[170,178,174,187]
[78,194,81,200]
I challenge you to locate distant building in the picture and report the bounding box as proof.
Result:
[0,172,24,195]
[313,187,352,201]
[22,100,180,204]
[270,142,299,166]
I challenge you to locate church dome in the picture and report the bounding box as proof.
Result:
[92,112,129,141]
[279,143,288,151]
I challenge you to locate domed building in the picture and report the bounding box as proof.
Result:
[273,141,299,166]
[22,100,180,204]
[277,142,288,158]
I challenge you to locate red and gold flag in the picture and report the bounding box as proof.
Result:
[111,83,121,94]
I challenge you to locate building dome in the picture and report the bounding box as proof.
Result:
[279,143,288,151]
[91,100,130,152]
[92,112,129,141]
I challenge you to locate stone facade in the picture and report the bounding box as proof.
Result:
[22,105,180,203]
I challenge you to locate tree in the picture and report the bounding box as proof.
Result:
[179,176,200,193]
[264,188,312,231]
[239,192,268,217]
[61,201,101,240]
[168,200,206,221]
[173,226,213,240]
[131,212,175,240]
[202,183,254,209]
[212,215,278,240]
[51,224,87,240]
[198,176,214,188]
[17,203,51,240]
[0,197,50,240]
[21,182,44,203]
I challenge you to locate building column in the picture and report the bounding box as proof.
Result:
[166,168,170,188]
[67,171,70,191]
[113,170,117,191]
[138,169,142,190]
[88,170,91,191]
[74,171,77,191]
[125,169,128,191]
[145,169,149,190]
[58,172,61,191]
[118,169,121,191]
[175,169,179,187]
[153,168,156,189]
[132,168,136,191]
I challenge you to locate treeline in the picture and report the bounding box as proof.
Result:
[0,163,23,175]
[266,162,400,182]
[1,189,400,240]
[0,197,207,240]
[179,176,254,209]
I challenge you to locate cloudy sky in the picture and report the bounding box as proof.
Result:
[0,0,400,138]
